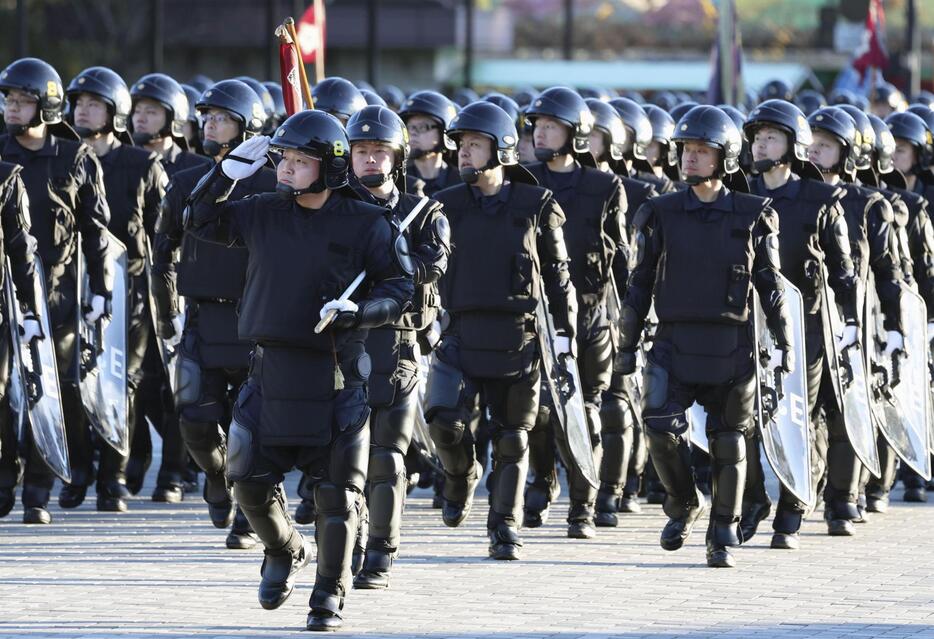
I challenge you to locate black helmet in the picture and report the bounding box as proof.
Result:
[378,85,406,111]
[180,84,201,123]
[270,110,351,195]
[650,91,679,112]
[311,77,367,122]
[482,93,521,125]
[346,105,409,190]
[885,111,933,173]
[234,77,275,134]
[447,101,519,166]
[837,104,876,171]
[808,106,859,176]
[525,86,595,159]
[619,90,644,104]
[360,89,387,107]
[795,89,826,116]
[0,57,66,126]
[669,101,698,123]
[585,98,626,162]
[262,81,287,127]
[643,104,676,168]
[671,105,743,179]
[188,75,214,94]
[196,79,266,155]
[578,86,611,101]
[608,97,652,161]
[398,90,459,153]
[452,87,479,108]
[906,104,934,136]
[355,80,375,93]
[759,79,794,103]
[66,66,132,135]
[866,113,896,175]
[511,87,537,109]
[829,88,858,106]
[912,91,934,107]
[129,73,190,141]
[872,83,904,110]
[744,100,813,169]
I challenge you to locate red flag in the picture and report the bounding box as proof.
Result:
[278,33,304,116]
[852,0,888,80]
[297,0,326,67]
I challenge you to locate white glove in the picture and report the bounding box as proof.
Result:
[928,322,934,344]
[883,330,904,357]
[84,295,106,323]
[554,335,572,357]
[320,298,358,320]
[167,315,184,348]
[837,324,859,351]
[220,136,270,180]
[19,316,42,342]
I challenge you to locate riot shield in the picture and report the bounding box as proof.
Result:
[8,258,71,482]
[411,350,442,473]
[536,283,598,488]
[4,268,26,440]
[821,273,880,477]
[880,284,931,479]
[77,231,129,456]
[753,277,813,505]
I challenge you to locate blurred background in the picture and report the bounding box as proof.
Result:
[0,0,930,100]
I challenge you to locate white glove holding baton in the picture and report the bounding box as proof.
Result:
[883,330,905,357]
[836,324,859,351]
[84,295,107,323]
[19,313,43,342]
[221,136,270,180]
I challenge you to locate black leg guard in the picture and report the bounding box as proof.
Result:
[234,481,294,551]
[364,446,406,552]
[739,428,771,542]
[178,418,226,478]
[865,434,897,512]
[428,411,476,503]
[646,429,704,551]
[488,428,529,530]
[597,393,634,525]
[707,431,745,542]
[523,405,558,527]
[312,481,357,614]
[824,409,860,524]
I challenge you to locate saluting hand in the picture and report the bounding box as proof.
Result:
[221,136,270,181]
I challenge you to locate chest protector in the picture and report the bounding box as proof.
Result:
[652,191,766,325]
[177,169,274,301]
[528,164,616,297]
[440,183,542,316]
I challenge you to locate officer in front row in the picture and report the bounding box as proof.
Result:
[617,106,794,568]
[426,101,578,561]
[186,111,413,631]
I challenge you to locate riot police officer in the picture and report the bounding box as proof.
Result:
[642,105,680,193]
[152,79,274,548]
[808,106,905,534]
[0,154,45,521]
[345,105,450,588]
[186,110,413,630]
[618,105,794,568]
[66,66,169,512]
[522,88,626,539]
[398,91,461,196]
[0,57,112,519]
[427,100,577,560]
[740,100,860,549]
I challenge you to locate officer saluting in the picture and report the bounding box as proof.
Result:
[186,110,413,631]
[426,101,577,560]
[345,105,450,589]
[618,106,794,568]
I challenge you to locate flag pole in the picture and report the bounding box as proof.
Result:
[285,17,315,109]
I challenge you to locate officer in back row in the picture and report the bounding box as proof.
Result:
[66,66,169,512]
[398,91,461,196]
[345,104,450,589]
[153,79,276,548]
[186,110,413,630]
[426,100,577,560]
[0,57,112,523]
[618,105,794,568]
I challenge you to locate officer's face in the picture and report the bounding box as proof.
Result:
[680,141,718,178]
[407,114,441,153]
[751,126,788,164]
[351,141,394,179]
[645,140,663,167]
[517,132,536,164]
[3,88,37,126]
[132,98,168,135]
[457,132,493,171]
[277,148,320,190]
[533,116,569,152]
[808,130,842,171]
[72,93,110,133]
[588,131,606,161]
[202,108,239,145]
[892,138,918,175]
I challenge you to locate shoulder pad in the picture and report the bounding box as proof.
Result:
[632,200,657,230]
[578,166,618,194]
[732,191,772,215]
[865,190,893,222]
[798,177,845,207]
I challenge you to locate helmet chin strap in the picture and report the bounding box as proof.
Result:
[459,159,497,184]
[533,141,573,163]
[752,157,788,174]
[275,177,326,200]
[683,174,715,186]
[359,172,390,188]
[132,131,163,146]
[5,123,29,136]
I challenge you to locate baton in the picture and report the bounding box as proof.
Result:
[314,196,431,334]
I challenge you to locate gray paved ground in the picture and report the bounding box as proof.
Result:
[2,455,934,639]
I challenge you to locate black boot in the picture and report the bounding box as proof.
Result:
[353,548,392,590]
[204,472,235,529]
[258,534,313,610]
[567,501,597,539]
[306,586,345,632]
[660,492,705,551]
[706,520,740,568]
[152,484,183,503]
[488,523,522,560]
[226,508,259,549]
[594,488,619,527]
[96,481,129,512]
[0,487,15,518]
[441,461,482,528]
[58,483,87,509]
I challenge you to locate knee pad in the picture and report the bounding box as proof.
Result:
[173,352,202,408]
[709,431,746,465]
[234,480,276,510]
[178,418,220,449]
[722,374,757,434]
[644,402,689,436]
[642,361,669,412]
[494,429,529,463]
[226,415,257,483]
[429,416,466,448]
[371,399,416,453]
[315,481,356,515]
[599,396,629,434]
[368,447,405,483]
